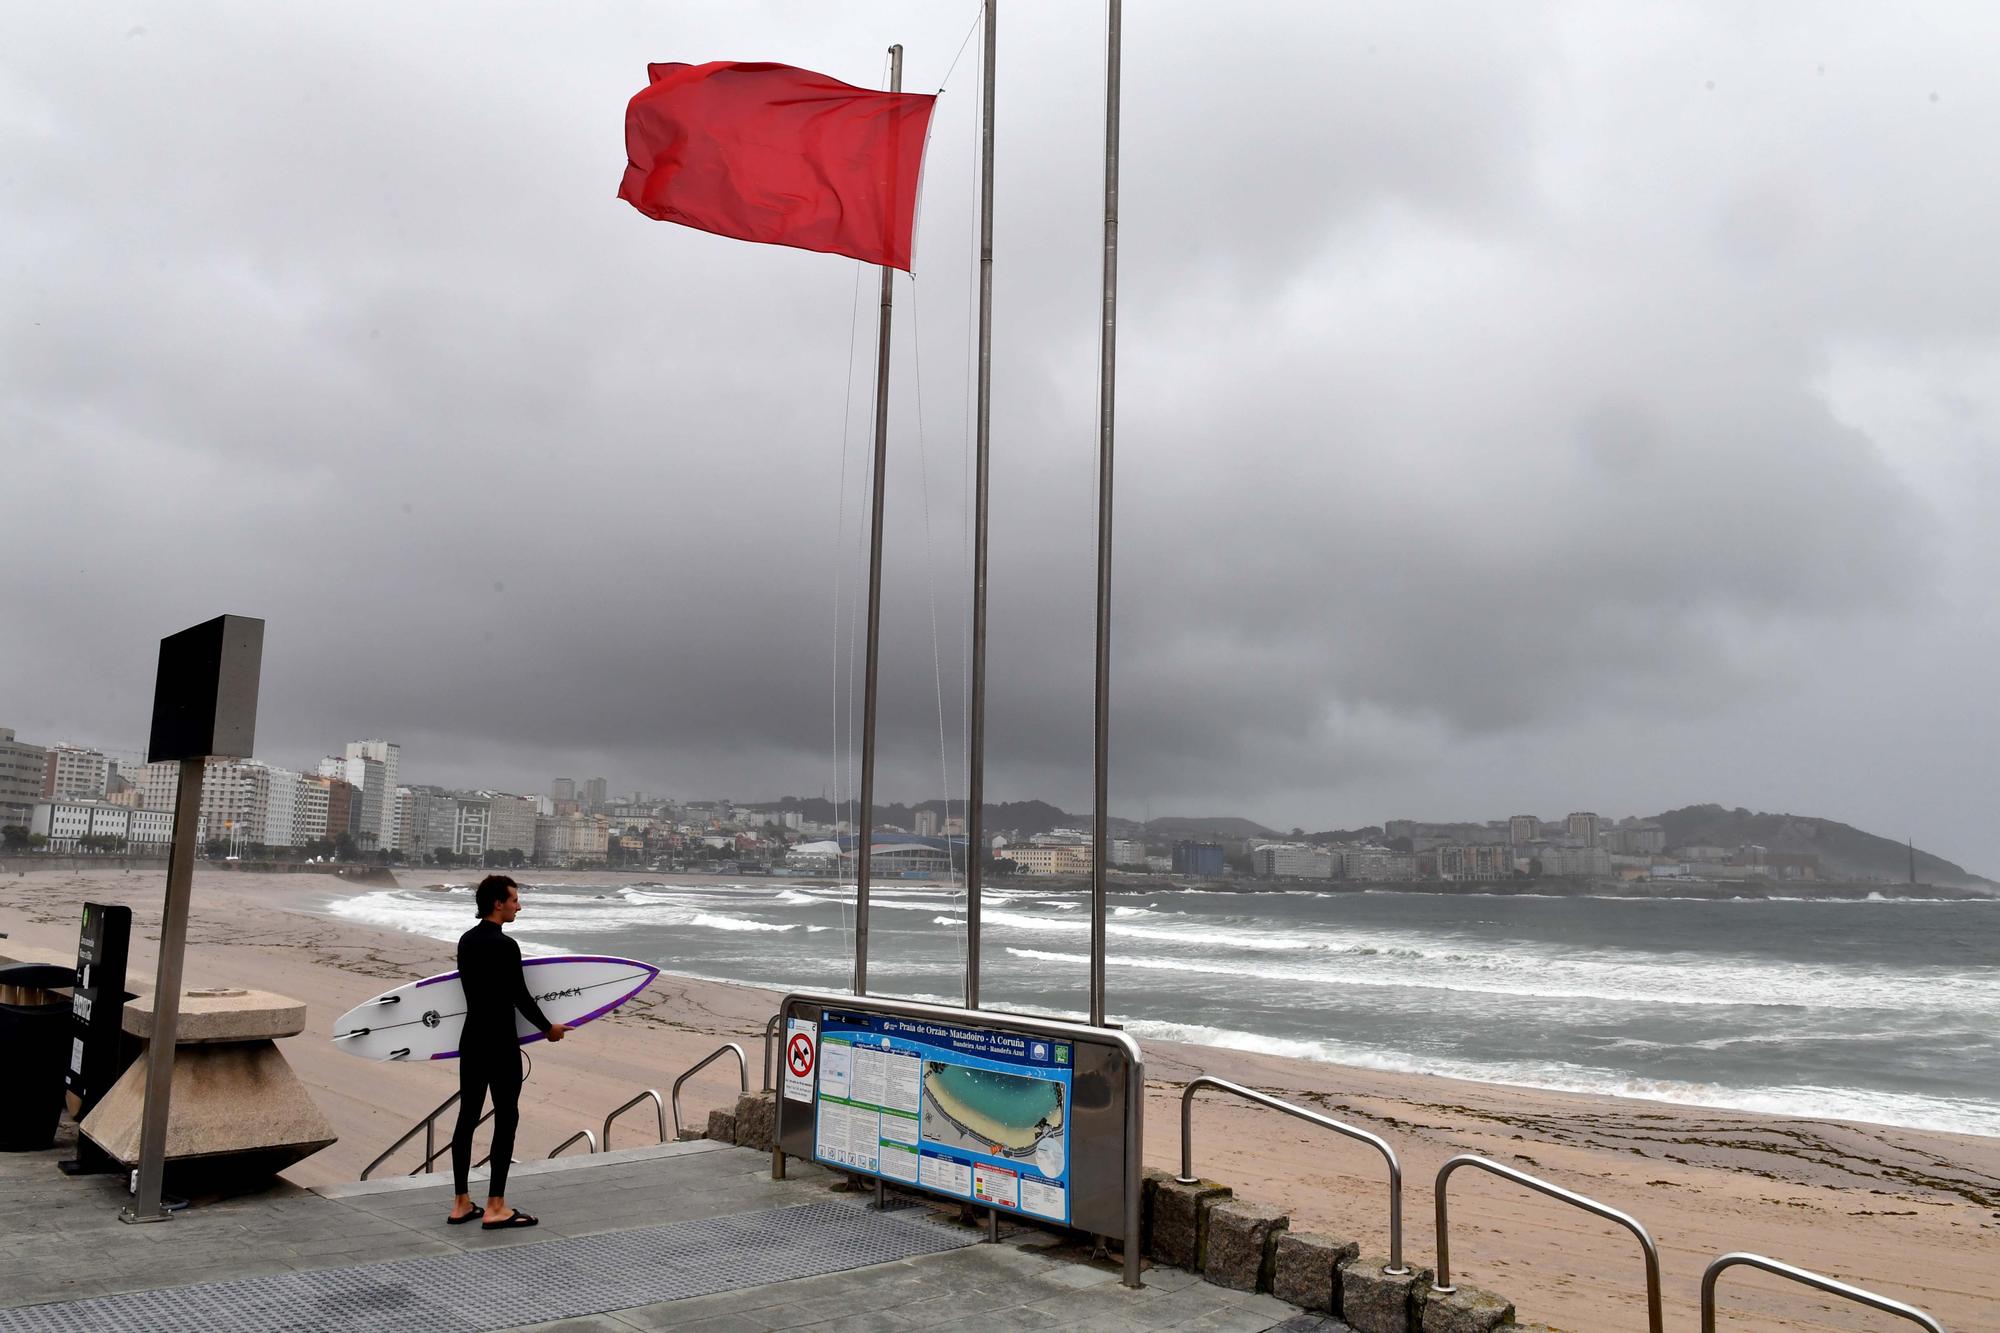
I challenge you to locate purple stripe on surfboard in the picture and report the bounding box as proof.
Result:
[429,962,658,1060]
[413,954,651,988]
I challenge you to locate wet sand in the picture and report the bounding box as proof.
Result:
[2,867,1994,1331]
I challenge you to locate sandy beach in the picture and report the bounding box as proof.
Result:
[2,866,1994,1331]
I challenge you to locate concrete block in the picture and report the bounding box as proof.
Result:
[1339,1255,1432,1333]
[1141,1167,1177,1253]
[732,1089,777,1152]
[1203,1198,1289,1292]
[1273,1231,1359,1314]
[121,987,305,1043]
[1149,1177,1232,1271]
[705,1108,738,1145]
[1420,1286,1514,1333]
[79,1039,335,1187]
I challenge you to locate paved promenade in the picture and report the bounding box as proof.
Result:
[0,1133,1336,1331]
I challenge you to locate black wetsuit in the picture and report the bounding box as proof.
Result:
[450,918,552,1198]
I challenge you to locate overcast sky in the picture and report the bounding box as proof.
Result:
[5,3,1997,871]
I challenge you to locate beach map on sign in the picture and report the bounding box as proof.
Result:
[812,1010,1072,1224]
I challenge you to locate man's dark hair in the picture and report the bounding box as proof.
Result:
[475,875,519,919]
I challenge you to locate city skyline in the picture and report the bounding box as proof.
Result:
[6,5,2000,874]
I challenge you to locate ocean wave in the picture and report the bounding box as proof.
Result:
[688,912,797,933]
[1122,1018,2000,1137]
[997,944,2000,1014]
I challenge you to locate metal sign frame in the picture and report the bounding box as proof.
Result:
[773,991,1144,1288]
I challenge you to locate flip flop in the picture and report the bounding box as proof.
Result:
[446,1209,478,1225]
[481,1210,538,1230]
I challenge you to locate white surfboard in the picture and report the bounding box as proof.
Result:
[330,954,659,1061]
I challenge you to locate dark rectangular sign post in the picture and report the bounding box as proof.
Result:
[59,901,133,1175]
[774,992,1145,1288]
[122,615,263,1224]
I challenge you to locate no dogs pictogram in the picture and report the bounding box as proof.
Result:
[787,1032,816,1079]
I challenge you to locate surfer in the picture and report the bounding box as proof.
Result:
[448,875,569,1229]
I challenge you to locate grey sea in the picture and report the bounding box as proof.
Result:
[331,877,2000,1138]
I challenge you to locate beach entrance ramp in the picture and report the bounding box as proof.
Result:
[3,1135,1311,1331]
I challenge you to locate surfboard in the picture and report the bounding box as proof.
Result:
[330,954,659,1061]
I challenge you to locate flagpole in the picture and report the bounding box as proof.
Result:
[1089,0,1121,1029]
[854,42,903,998]
[965,3,997,1011]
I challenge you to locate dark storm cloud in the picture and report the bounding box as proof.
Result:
[5,3,1997,869]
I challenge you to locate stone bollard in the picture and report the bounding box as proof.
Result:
[1339,1255,1433,1333]
[1203,1199,1289,1292]
[80,987,335,1191]
[1420,1286,1515,1333]
[705,1107,738,1145]
[1273,1231,1360,1315]
[1148,1177,1232,1271]
[732,1089,777,1153]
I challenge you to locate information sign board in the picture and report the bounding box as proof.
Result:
[812,1007,1074,1225]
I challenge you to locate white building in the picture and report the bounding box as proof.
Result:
[293,776,332,844]
[997,843,1089,876]
[43,745,111,801]
[197,761,276,845]
[1565,812,1602,846]
[455,795,492,858]
[129,807,173,844]
[344,741,401,850]
[1108,838,1148,867]
[262,766,299,848]
[1341,848,1418,881]
[1252,843,1336,879]
[29,799,161,850]
[1438,844,1513,881]
[535,812,610,866]
[0,727,47,829]
[484,792,537,855]
[126,761,181,813]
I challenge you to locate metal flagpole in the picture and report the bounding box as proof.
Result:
[965,2,997,1011]
[854,42,904,997]
[1089,0,1121,1028]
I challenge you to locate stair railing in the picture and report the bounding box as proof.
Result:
[1178,1075,1406,1275]
[671,1042,750,1139]
[1434,1154,1662,1333]
[601,1088,667,1151]
[1701,1253,1944,1332]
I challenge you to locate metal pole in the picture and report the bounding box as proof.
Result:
[965,2,996,1010]
[1089,0,1122,1028]
[122,756,203,1222]
[854,43,903,998]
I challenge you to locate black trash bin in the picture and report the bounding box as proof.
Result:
[0,962,76,1152]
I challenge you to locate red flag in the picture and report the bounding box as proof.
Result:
[618,61,937,271]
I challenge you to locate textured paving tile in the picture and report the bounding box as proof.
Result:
[0,1200,976,1333]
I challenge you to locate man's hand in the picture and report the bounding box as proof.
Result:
[546,1023,570,1042]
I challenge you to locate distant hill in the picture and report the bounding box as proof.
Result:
[1139,815,1279,842]
[1647,804,1993,888]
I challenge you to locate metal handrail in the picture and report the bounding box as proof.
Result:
[361,1092,459,1181]
[1702,1253,1945,1332]
[1178,1076,1406,1275]
[1434,1155,1662,1333]
[762,1013,782,1092]
[671,1042,750,1138]
[547,1129,598,1159]
[602,1088,667,1151]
